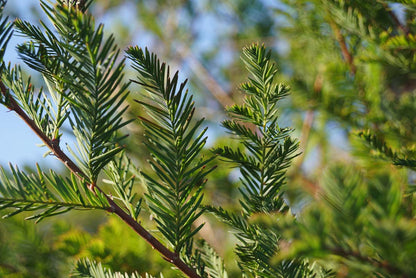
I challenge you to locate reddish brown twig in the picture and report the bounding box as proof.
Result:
[329,21,356,75]
[378,0,409,35]
[0,82,86,180]
[176,45,234,108]
[0,81,201,278]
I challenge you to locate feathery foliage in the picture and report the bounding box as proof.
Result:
[0,0,135,222]
[197,240,228,278]
[261,2,416,277]
[71,258,156,278]
[0,164,109,222]
[358,130,416,170]
[0,0,13,107]
[1,64,69,153]
[215,44,298,215]
[0,0,12,63]
[126,47,215,255]
[269,165,416,277]
[14,0,130,183]
[211,44,308,277]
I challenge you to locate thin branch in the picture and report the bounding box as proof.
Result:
[329,20,356,75]
[176,45,234,108]
[103,193,201,278]
[0,81,86,181]
[0,81,202,278]
[378,0,409,35]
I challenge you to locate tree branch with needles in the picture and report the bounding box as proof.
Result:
[0,79,202,278]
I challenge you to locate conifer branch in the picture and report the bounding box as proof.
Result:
[0,80,201,278]
[102,196,202,278]
[213,43,307,276]
[1,197,104,211]
[0,2,202,276]
[0,80,85,180]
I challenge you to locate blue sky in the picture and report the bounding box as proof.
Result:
[0,0,59,169]
[0,0,140,170]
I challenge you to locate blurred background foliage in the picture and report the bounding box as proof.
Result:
[1,0,416,277]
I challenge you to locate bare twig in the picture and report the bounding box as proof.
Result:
[329,20,357,75]
[0,81,202,278]
[176,45,234,108]
[378,0,409,35]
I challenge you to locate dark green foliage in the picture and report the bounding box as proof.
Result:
[215,44,299,215]
[211,44,310,277]
[126,47,215,254]
[14,0,131,183]
[0,0,12,63]
[0,0,13,106]
[72,258,144,278]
